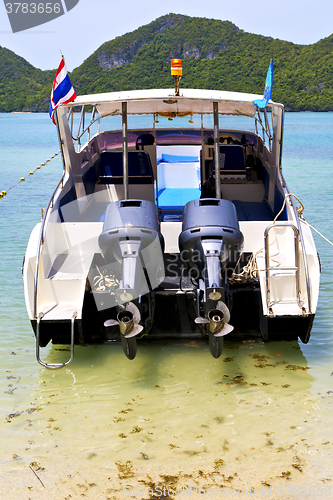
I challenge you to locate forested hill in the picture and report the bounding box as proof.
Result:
[2,13,333,112]
[0,47,54,112]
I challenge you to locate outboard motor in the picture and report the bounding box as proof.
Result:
[98,199,164,359]
[179,198,244,357]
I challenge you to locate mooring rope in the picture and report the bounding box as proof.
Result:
[278,193,333,247]
[300,218,333,247]
[0,150,61,199]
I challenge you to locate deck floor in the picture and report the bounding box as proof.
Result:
[232,200,273,221]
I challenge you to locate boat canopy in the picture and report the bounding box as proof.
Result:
[66,88,283,118]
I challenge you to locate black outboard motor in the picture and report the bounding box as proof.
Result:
[179,198,244,357]
[98,199,164,359]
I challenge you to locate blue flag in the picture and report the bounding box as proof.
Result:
[254,59,273,109]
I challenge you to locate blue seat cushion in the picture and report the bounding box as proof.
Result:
[158,188,201,212]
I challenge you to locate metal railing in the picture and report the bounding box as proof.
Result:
[254,108,273,152]
[289,195,312,314]
[36,311,76,369]
[264,223,310,314]
[68,105,101,145]
[281,176,312,314]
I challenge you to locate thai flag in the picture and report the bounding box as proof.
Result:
[49,57,76,124]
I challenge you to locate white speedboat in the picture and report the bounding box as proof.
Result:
[23,61,320,367]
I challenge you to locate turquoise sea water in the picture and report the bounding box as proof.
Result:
[0,112,332,499]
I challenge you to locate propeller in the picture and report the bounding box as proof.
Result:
[104,302,143,338]
[195,300,234,337]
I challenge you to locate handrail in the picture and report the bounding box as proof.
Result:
[68,105,101,143]
[33,173,65,319]
[264,223,305,314]
[254,109,273,153]
[36,311,76,369]
[280,176,312,314]
[289,194,312,314]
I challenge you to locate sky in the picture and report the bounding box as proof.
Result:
[1,0,333,72]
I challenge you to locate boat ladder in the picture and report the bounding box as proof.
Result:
[264,223,311,315]
[36,311,77,369]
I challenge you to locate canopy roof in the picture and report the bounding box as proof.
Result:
[67,88,282,118]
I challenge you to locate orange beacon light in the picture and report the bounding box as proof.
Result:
[171,59,182,95]
[171,59,183,76]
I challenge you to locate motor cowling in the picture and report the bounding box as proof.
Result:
[99,199,163,259]
[178,198,244,276]
[98,199,164,303]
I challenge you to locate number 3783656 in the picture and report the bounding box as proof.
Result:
[5,3,61,14]
[276,485,332,497]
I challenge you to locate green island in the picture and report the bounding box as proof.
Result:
[1,13,333,112]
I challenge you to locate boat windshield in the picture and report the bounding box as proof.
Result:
[67,110,261,153]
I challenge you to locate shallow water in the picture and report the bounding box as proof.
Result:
[0,113,332,499]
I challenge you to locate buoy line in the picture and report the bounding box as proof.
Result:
[0,150,61,199]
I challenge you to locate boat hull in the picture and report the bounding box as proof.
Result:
[23,92,320,364]
[30,290,315,347]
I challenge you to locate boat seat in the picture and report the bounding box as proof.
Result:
[220,145,246,172]
[158,187,201,221]
[211,145,247,177]
[156,152,201,221]
[97,150,154,185]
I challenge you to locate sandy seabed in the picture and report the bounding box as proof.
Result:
[1,340,333,500]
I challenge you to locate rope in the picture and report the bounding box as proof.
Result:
[228,252,259,284]
[229,192,332,285]
[92,265,119,291]
[229,194,301,284]
[0,150,61,199]
[278,192,333,246]
[229,220,281,284]
[273,192,304,223]
[300,219,333,247]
